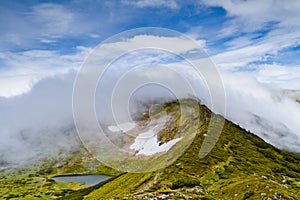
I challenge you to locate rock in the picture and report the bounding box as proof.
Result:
[261,193,267,197]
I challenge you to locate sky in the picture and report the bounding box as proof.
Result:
[0,0,299,96]
[1,0,300,164]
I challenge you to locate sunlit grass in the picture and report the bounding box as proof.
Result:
[1,99,300,199]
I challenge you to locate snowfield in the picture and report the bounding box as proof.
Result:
[130,128,182,156]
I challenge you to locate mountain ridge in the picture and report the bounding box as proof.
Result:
[1,99,300,200]
[83,99,300,199]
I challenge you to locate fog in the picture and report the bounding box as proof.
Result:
[0,72,78,165]
[1,36,300,166]
[221,71,300,152]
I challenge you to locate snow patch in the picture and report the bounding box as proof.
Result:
[130,129,182,156]
[108,122,136,132]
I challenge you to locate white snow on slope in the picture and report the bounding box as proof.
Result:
[130,128,182,156]
[108,122,136,132]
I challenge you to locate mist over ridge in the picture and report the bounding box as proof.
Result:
[0,45,300,165]
[1,0,300,166]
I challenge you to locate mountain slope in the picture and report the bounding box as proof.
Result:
[84,99,300,200]
[1,99,300,200]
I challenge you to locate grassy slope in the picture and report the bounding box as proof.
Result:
[0,148,111,199]
[85,100,300,199]
[1,99,300,199]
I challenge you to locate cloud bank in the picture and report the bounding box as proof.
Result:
[0,34,300,166]
[1,1,300,166]
[0,72,77,164]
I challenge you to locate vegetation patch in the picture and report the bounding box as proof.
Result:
[1,99,300,199]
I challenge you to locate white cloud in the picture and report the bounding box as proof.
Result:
[122,0,178,9]
[209,27,300,70]
[99,34,205,57]
[0,75,39,98]
[1,31,300,166]
[202,0,300,33]
[0,72,78,164]
[29,3,74,36]
[200,0,300,63]
[0,47,91,97]
[88,33,101,38]
[0,3,74,50]
[257,64,300,90]
[223,36,253,50]
[221,70,300,151]
[39,39,56,44]
[74,34,300,154]
[0,3,105,50]
[211,43,274,69]
[190,0,300,151]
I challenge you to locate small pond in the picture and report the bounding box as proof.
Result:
[51,174,111,186]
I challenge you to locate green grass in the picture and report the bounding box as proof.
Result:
[85,173,154,199]
[83,99,300,199]
[0,149,109,199]
[1,99,300,199]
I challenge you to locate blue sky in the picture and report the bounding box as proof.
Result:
[1,0,300,161]
[0,0,299,97]
[0,1,227,52]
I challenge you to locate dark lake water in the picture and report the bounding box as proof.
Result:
[51,175,111,186]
